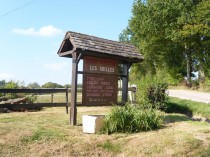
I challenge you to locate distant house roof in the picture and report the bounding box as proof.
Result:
[57,31,143,63]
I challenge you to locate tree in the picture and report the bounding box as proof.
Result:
[121,0,210,87]
[42,82,64,88]
[64,84,71,88]
[27,82,41,89]
[120,0,186,81]
[0,80,6,97]
[0,80,6,88]
[4,80,22,98]
[170,0,210,86]
[5,80,20,89]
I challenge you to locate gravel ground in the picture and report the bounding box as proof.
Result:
[168,89,210,104]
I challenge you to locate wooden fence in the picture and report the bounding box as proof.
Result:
[0,87,136,113]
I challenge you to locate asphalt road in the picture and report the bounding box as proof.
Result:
[168,89,210,104]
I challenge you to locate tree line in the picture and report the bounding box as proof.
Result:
[0,80,84,98]
[0,80,78,89]
[120,0,210,88]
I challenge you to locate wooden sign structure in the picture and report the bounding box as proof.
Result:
[57,31,143,125]
[83,56,118,106]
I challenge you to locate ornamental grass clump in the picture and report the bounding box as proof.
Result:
[103,105,163,134]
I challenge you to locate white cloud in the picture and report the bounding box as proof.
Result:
[44,62,68,71]
[12,25,63,36]
[0,73,14,80]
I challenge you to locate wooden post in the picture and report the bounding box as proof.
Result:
[51,93,53,103]
[70,52,83,125]
[122,62,129,103]
[66,87,68,114]
[70,52,78,125]
[132,87,137,104]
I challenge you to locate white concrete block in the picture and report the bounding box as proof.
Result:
[82,115,105,134]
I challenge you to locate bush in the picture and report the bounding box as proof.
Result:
[26,95,37,104]
[5,80,21,99]
[136,74,169,109]
[147,83,168,109]
[103,104,163,134]
[200,77,210,92]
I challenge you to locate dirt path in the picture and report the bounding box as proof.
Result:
[168,89,210,104]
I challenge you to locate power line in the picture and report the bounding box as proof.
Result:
[0,0,37,18]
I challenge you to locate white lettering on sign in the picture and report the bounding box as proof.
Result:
[89,65,115,73]
[84,75,116,99]
[99,67,115,73]
[90,65,97,71]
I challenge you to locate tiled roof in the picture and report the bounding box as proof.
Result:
[58,31,143,62]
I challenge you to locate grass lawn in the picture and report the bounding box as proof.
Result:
[0,106,210,157]
[168,97,210,118]
[35,92,123,103]
[35,93,82,103]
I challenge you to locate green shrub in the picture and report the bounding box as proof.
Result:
[4,80,24,99]
[200,77,210,92]
[26,94,37,104]
[103,104,163,134]
[147,83,168,109]
[136,74,169,109]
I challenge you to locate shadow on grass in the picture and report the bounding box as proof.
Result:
[164,114,191,124]
[163,101,210,124]
[164,102,193,118]
[161,101,193,124]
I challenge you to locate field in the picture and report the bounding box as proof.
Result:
[1,105,210,157]
[35,92,123,103]
[35,93,80,103]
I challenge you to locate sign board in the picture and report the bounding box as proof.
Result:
[82,56,118,105]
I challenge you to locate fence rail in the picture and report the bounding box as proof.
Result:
[0,88,69,93]
[0,87,136,93]
[0,87,136,112]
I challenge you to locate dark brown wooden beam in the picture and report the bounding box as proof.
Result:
[70,52,80,126]
[76,49,143,63]
[0,102,134,109]
[122,62,130,103]
[58,50,73,57]
[76,102,123,107]
[77,71,127,77]
[0,88,67,94]
[66,88,69,114]
[0,87,135,94]
[0,103,68,109]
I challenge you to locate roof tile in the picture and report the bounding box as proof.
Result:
[58,31,143,62]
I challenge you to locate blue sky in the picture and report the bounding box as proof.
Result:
[0,0,133,86]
